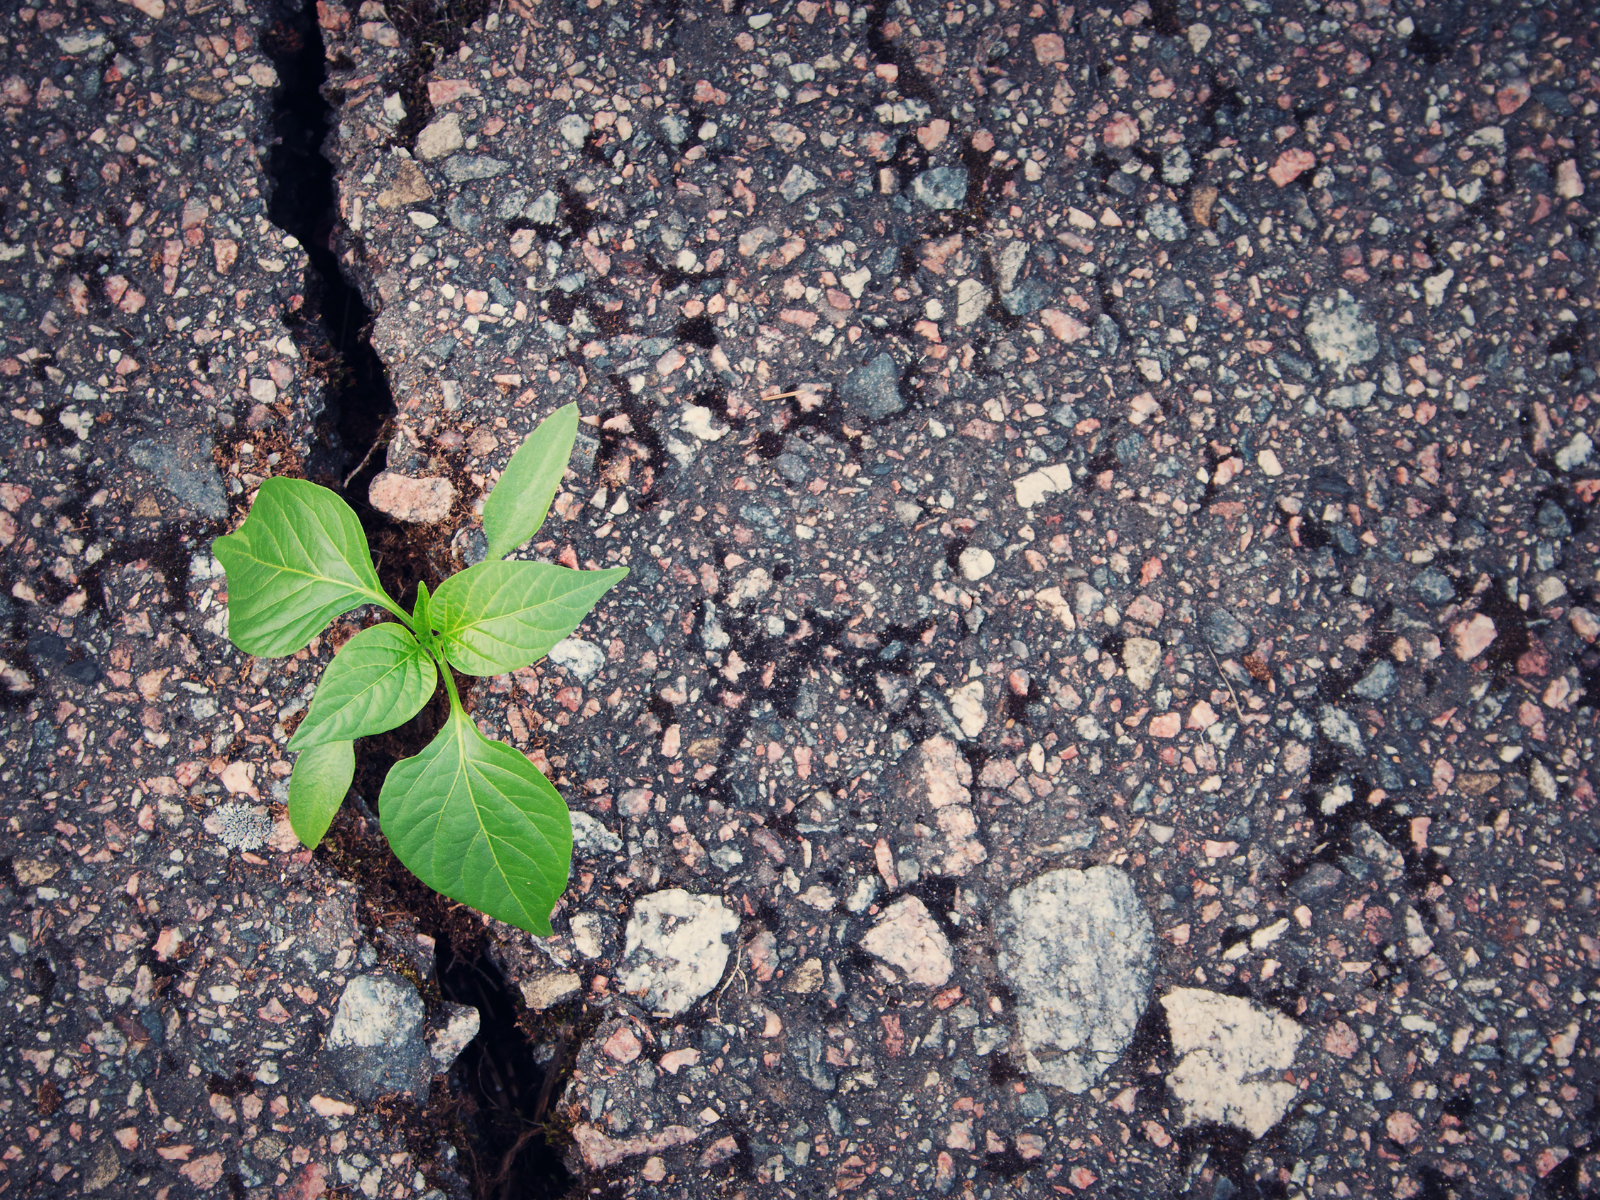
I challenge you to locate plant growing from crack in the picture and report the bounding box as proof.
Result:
[212,404,625,935]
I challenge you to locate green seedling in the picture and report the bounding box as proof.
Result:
[212,403,625,935]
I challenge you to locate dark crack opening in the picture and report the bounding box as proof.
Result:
[259,3,575,1196]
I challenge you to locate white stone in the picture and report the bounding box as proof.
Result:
[1555,432,1592,472]
[1423,268,1454,306]
[1187,22,1212,53]
[1317,705,1364,755]
[996,866,1155,1093]
[1304,290,1378,373]
[859,896,953,986]
[1013,464,1075,507]
[428,1002,480,1067]
[958,547,995,581]
[681,404,728,441]
[1122,637,1161,690]
[557,113,590,148]
[617,891,740,1017]
[415,112,464,160]
[1160,989,1304,1138]
[549,636,604,681]
[570,810,622,856]
[956,278,991,325]
[520,971,582,1011]
[1257,449,1283,476]
[946,680,986,737]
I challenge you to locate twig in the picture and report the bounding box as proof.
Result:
[1207,645,1245,723]
[758,389,802,401]
[341,419,392,488]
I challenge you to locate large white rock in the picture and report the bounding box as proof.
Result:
[1160,988,1304,1138]
[617,891,740,1017]
[325,975,429,1098]
[1304,290,1377,373]
[996,866,1154,1092]
[859,895,953,987]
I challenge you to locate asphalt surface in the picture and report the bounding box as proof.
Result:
[2,1,1597,1198]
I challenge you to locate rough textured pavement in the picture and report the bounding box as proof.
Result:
[3,0,1598,1198]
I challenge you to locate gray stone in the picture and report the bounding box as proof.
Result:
[995,865,1155,1093]
[1411,568,1455,605]
[549,636,604,681]
[1318,705,1365,755]
[204,803,272,851]
[617,890,739,1017]
[1327,381,1377,409]
[1143,203,1187,241]
[841,353,903,420]
[1288,861,1344,899]
[129,440,228,519]
[524,189,560,224]
[1304,290,1378,373]
[1161,146,1192,184]
[778,164,820,203]
[1201,608,1250,656]
[1001,278,1047,316]
[325,974,430,1099]
[911,167,968,209]
[440,155,510,183]
[1350,658,1395,700]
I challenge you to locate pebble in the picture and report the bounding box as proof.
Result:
[556,113,590,148]
[1142,204,1187,242]
[840,353,903,420]
[996,866,1154,1093]
[946,680,987,738]
[957,547,994,581]
[128,440,228,520]
[1555,432,1593,471]
[324,975,430,1099]
[1318,705,1365,755]
[1160,989,1304,1138]
[1452,613,1497,661]
[368,471,457,523]
[427,1002,481,1066]
[1350,658,1396,700]
[1013,464,1075,507]
[911,167,968,210]
[571,810,623,856]
[616,890,740,1017]
[549,636,605,681]
[415,112,464,160]
[1412,567,1456,605]
[778,164,820,203]
[859,895,953,986]
[1121,637,1161,690]
[1304,290,1378,373]
[1201,608,1250,656]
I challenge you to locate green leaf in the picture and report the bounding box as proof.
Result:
[213,477,398,657]
[481,402,579,561]
[287,623,437,750]
[430,561,627,676]
[289,739,355,849]
[380,709,571,935]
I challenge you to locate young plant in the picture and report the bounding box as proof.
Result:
[212,404,625,935]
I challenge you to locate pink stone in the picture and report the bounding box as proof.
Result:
[427,79,479,106]
[1452,613,1497,661]
[368,471,457,524]
[1385,1111,1421,1146]
[1187,701,1220,730]
[1033,33,1066,64]
[1324,1020,1359,1059]
[1040,308,1091,343]
[1102,113,1140,150]
[1147,712,1182,738]
[1269,148,1317,187]
[1570,607,1599,643]
[1496,79,1531,115]
[602,1025,642,1063]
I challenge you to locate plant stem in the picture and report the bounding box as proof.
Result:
[438,654,465,714]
